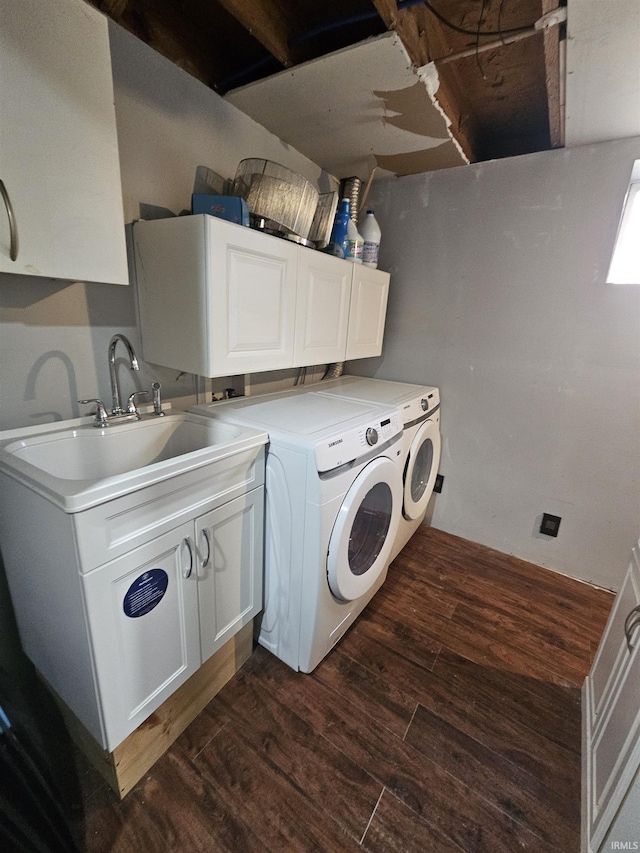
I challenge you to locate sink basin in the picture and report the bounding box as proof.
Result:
[0,411,268,512]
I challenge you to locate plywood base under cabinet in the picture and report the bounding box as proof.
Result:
[44,620,254,799]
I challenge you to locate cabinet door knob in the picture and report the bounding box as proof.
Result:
[0,180,19,262]
[200,529,211,568]
[624,605,640,652]
[182,537,195,579]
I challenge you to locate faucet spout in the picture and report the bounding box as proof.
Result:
[108,334,139,414]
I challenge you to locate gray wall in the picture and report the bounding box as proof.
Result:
[352,140,640,591]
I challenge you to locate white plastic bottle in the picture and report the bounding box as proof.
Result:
[345,217,363,263]
[360,210,381,268]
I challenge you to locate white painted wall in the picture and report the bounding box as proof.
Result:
[352,139,640,590]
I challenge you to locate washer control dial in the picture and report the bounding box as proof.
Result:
[365,427,379,446]
[421,398,429,411]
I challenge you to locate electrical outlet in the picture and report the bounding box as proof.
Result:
[434,474,444,494]
[540,513,561,537]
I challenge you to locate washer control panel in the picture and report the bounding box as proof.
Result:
[365,427,378,446]
[316,408,403,473]
[402,386,440,425]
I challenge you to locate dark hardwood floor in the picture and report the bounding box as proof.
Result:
[73,527,613,852]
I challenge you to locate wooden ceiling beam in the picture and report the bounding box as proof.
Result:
[214,0,298,68]
[371,0,478,161]
[541,0,564,148]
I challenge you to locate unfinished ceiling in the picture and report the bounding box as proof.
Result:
[89,0,571,179]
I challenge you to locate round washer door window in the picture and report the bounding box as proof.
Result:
[403,418,442,521]
[327,456,402,602]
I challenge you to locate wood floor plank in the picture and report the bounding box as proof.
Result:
[340,626,581,798]
[432,645,582,751]
[73,784,171,853]
[247,646,560,853]
[194,718,367,852]
[405,702,580,849]
[131,746,266,852]
[350,605,442,672]
[208,666,383,841]
[361,788,465,853]
[312,644,417,738]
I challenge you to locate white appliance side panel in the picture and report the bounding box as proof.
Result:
[207,218,298,374]
[134,216,211,375]
[345,267,390,360]
[258,445,308,670]
[0,0,128,283]
[293,251,350,367]
[197,487,264,663]
[0,473,103,742]
[82,522,200,750]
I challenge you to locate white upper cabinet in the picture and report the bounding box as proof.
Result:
[0,0,128,284]
[293,249,352,367]
[134,215,298,376]
[134,215,390,377]
[346,265,390,360]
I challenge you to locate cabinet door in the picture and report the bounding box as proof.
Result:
[0,0,128,284]
[82,523,200,750]
[586,557,640,850]
[293,250,351,367]
[196,488,264,664]
[207,218,298,375]
[346,266,390,360]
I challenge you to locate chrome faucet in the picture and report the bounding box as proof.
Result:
[108,334,139,414]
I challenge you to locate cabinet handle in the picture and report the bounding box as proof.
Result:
[200,529,211,567]
[624,605,640,652]
[0,180,19,262]
[182,537,195,579]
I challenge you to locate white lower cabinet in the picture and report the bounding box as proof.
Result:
[0,444,265,754]
[83,488,264,750]
[583,545,640,852]
[134,215,390,376]
[196,490,264,663]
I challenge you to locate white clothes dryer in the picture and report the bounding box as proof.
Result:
[189,391,404,672]
[304,376,441,560]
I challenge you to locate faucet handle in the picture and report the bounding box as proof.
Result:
[126,390,147,416]
[79,399,109,428]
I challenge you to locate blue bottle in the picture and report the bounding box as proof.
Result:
[326,198,350,258]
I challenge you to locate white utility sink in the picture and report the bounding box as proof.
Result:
[0,410,268,512]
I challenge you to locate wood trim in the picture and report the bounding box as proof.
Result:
[44,621,254,799]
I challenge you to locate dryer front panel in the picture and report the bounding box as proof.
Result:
[327,456,402,602]
[403,418,442,521]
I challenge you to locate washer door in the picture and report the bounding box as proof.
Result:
[327,456,402,602]
[403,419,442,521]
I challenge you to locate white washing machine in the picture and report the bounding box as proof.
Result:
[303,376,441,560]
[189,391,404,672]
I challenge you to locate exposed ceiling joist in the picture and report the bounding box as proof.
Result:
[215,0,299,68]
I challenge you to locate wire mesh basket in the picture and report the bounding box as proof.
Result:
[233,159,319,241]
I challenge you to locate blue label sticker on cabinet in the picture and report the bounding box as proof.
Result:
[123,569,168,618]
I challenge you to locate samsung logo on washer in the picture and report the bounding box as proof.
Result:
[328,439,343,447]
